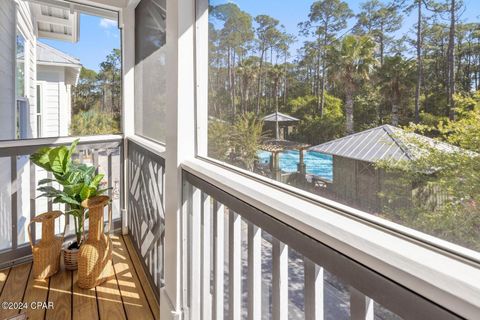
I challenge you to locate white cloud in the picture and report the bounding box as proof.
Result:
[99,18,117,29]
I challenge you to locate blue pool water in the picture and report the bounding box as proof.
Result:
[257,150,333,181]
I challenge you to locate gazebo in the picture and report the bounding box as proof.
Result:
[262,112,299,140]
[259,139,310,181]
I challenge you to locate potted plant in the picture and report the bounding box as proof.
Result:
[30,139,108,270]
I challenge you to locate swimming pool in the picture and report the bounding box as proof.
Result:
[257,150,333,181]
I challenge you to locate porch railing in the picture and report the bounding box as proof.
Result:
[182,170,461,320]
[126,138,165,298]
[0,135,123,268]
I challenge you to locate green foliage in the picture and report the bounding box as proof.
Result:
[376,56,416,125]
[208,119,231,162]
[71,49,121,132]
[289,93,345,144]
[208,113,267,171]
[70,108,120,136]
[72,67,99,114]
[30,140,107,244]
[353,83,382,131]
[329,35,377,133]
[231,113,266,171]
[203,1,480,250]
[378,92,480,249]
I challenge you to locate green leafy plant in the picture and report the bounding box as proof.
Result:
[30,140,107,246]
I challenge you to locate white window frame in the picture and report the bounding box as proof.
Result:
[14,28,26,101]
[35,83,43,138]
[191,0,480,264]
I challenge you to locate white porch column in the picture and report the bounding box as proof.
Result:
[120,2,136,236]
[163,0,196,318]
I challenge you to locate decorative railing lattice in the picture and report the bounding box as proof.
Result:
[127,139,165,296]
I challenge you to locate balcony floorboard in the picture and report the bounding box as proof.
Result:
[0,235,159,320]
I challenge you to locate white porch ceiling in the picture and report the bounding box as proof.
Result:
[26,0,121,43]
[32,2,79,42]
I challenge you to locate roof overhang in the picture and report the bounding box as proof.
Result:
[28,1,80,43]
[25,0,121,43]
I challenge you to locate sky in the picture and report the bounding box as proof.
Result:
[211,0,480,58]
[39,0,479,71]
[41,14,120,72]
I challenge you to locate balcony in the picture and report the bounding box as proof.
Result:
[0,235,159,320]
[0,134,477,319]
[0,0,479,319]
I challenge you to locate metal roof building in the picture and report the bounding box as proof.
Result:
[309,125,412,163]
[307,125,453,212]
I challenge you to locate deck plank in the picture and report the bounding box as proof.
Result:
[123,235,160,320]
[0,233,159,320]
[46,268,72,320]
[22,269,50,320]
[111,235,154,320]
[72,271,99,320]
[0,263,31,319]
[0,267,10,295]
[96,272,127,320]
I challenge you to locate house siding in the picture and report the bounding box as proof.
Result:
[38,66,70,137]
[0,0,37,249]
[0,0,15,141]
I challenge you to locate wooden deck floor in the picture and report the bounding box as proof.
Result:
[0,235,159,320]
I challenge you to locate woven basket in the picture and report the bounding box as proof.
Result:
[63,244,79,270]
[77,196,114,288]
[28,211,64,279]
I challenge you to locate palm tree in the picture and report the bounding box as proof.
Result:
[268,64,286,139]
[236,57,258,113]
[231,113,266,171]
[329,35,377,134]
[377,56,416,126]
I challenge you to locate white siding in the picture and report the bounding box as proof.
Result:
[0,0,15,250]
[15,0,36,246]
[16,0,37,139]
[0,0,36,249]
[37,66,70,137]
[0,0,15,140]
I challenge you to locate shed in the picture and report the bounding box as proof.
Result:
[262,112,299,140]
[309,125,435,212]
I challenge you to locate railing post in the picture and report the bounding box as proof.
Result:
[213,200,224,320]
[189,187,202,317]
[228,211,242,320]
[201,192,212,319]
[29,161,36,244]
[304,257,323,320]
[11,157,17,250]
[272,238,288,320]
[350,287,374,320]
[247,223,261,320]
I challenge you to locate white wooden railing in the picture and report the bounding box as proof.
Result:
[182,170,462,320]
[0,135,123,268]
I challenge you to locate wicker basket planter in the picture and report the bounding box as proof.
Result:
[63,242,80,270]
[77,196,114,288]
[27,211,64,279]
